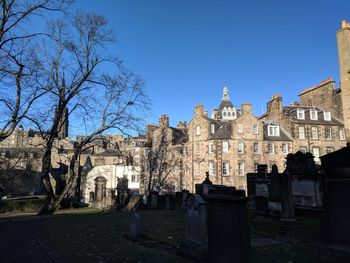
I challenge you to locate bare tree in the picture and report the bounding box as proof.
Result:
[25,12,149,214]
[0,0,70,141]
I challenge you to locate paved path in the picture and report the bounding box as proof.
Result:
[0,216,53,263]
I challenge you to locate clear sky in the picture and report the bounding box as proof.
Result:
[75,0,350,129]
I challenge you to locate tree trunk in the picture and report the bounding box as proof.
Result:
[38,147,56,215]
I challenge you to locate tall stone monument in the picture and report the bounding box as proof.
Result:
[337,20,350,143]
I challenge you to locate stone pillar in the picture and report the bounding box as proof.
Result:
[337,20,350,143]
[94,176,107,208]
[206,193,251,263]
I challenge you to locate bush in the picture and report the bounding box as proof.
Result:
[0,196,46,213]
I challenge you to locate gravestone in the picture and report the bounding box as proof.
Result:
[150,192,158,209]
[117,177,129,207]
[182,190,189,205]
[268,165,282,215]
[182,193,208,260]
[93,176,107,208]
[195,172,213,196]
[255,179,269,215]
[206,192,251,263]
[165,195,176,210]
[126,212,140,240]
[318,146,350,262]
[175,191,183,208]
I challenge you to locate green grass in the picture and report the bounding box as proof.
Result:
[0,195,46,213]
[39,209,195,263]
[38,209,322,263]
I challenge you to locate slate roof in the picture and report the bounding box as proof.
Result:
[171,127,188,144]
[283,106,343,126]
[218,100,234,110]
[209,121,232,140]
[263,124,294,142]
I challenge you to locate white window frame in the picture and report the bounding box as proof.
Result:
[252,124,259,135]
[253,142,259,154]
[237,142,244,154]
[325,127,332,140]
[211,124,215,134]
[298,126,305,139]
[267,125,280,136]
[313,147,320,163]
[297,108,305,120]
[194,162,200,175]
[324,111,331,121]
[282,143,288,155]
[268,142,275,154]
[339,128,345,140]
[222,162,230,176]
[311,126,319,140]
[238,162,245,176]
[222,141,229,153]
[208,142,214,154]
[310,109,318,120]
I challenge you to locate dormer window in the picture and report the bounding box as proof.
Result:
[324,111,331,121]
[211,124,215,134]
[195,125,201,136]
[297,108,305,120]
[310,109,318,120]
[267,125,280,136]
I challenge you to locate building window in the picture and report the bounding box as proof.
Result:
[299,147,307,153]
[313,147,320,163]
[195,143,200,154]
[238,162,245,176]
[297,108,305,120]
[222,141,229,153]
[194,162,200,175]
[298,126,305,139]
[222,162,230,176]
[131,174,136,182]
[310,109,318,120]
[184,146,188,156]
[254,163,259,173]
[267,125,280,136]
[324,111,331,121]
[252,124,259,135]
[253,142,259,154]
[209,161,216,175]
[237,142,244,154]
[326,147,333,154]
[282,143,288,155]
[195,125,201,136]
[208,142,214,154]
[211,124,215,134]
[268,143,275,154]
[0,152,5,158]
[238,123,243,134]
[325,127,332,140]
[185,164,189,175]
[339,128,345,140]
[174,164,179,174]
[311,126,318,140]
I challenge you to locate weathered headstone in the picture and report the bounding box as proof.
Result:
[182,189,189,205]
[127,212,140,240]
[318,146,350,262]
[182,193,208,260]
[206,192,251,263]
[195,172,213,196]
[117,177,129,207]
[255,179,269,215]
[150,192,158,209]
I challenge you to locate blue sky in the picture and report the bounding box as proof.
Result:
[75,0,350,129]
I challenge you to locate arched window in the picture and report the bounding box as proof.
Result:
[195,125,201,136]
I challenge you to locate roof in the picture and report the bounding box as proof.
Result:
[171,127,188,144]
[263,123,294,142]
[283,106,343,126]
[209,121,232,140]
[95,149,120,157]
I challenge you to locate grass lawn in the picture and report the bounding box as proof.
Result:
[38,208,321,263]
